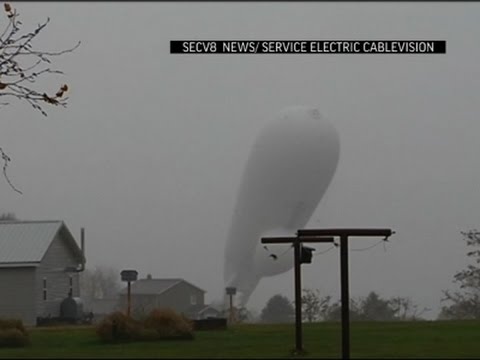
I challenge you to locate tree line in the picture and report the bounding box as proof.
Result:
[259,229,480,323]
[259,290,430,324]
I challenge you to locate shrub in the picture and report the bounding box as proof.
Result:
[144,308,194,340]
[0,318,29,347]
[137,327,161,341]
[96,309,194,343]
[0,318,27,334]
[96,311,142,343]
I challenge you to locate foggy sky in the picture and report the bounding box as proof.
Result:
[2,2,480,319]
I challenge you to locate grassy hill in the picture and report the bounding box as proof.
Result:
[0,321,479,358]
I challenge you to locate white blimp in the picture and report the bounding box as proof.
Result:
[224,106,340,306]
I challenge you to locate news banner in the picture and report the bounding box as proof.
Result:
[170,40,446,54]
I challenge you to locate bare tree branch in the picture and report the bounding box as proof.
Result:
[0,2,79,194]
[0,146,21,194]
[440,230,480,319]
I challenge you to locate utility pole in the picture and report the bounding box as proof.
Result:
[225,287,237,324]
[120,270,138,318]
[297,228,394,359]
[261,235,335,354]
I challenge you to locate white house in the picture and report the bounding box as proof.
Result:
[0,220,85,326]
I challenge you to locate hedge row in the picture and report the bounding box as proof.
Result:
[96,308,194,343]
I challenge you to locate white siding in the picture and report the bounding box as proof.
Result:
[0,267,36,326]
[36,233,82,318]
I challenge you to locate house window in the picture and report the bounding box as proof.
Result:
[69,276,73,295]
[190,294,197,305]
[43,278,47,301]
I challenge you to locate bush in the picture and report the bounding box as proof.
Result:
[144,308,194,340]
[96,311,142,343]
[0,318,29,347]
[96,309,194,343]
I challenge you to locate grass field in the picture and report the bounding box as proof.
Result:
[0,321,479,358]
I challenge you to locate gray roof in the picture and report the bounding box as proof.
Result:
[0,220,84,266]
[120,278,205,295]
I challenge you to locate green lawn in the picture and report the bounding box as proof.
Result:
[0,321,479,358]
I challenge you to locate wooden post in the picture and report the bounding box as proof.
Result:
[225,287,237,325]
[261,236,335,354]
[297,228,394,359]
[121,269,138,318]
[293,239,303,353]
[340,234,350,359]
[127,281,131,317]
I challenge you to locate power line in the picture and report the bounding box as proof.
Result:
[313,244,338,256]
[351,239,385,252]
[263,237,390,260]
[263,244,294,260]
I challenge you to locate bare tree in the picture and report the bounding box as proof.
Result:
[301,288,332,322]
[390,296,430,321]
[440,230,480,320]
[324,292,428,322]
[1,2,79,194]
[80,266,122,309]
[208,299,257,323]
[0,211,16,220]
[233,306,258,323]
[324,298,363,322]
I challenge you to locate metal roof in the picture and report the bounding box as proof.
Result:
[120,278,206,295]
[0,220,83,266]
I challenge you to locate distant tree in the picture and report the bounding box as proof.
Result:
[390,296,430,321]
[440,230,480,320]
[324,298,363,322]
[210,298,257,323]
[235,307,257,323]
[301,288,332,322]
[358,291,396,321]
[0,212,16,221]
[260,294,294,323]
[80,266,121,310]
[0,2,79,194]
[324,292,426,322]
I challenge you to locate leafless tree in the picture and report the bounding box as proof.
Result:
[80,266,122,308]
[324,292,429,322]
[301,288,332,322]
[440,230,480,319]
[390,296,430,321]
[0,211,16,220]
[1,2,79,194]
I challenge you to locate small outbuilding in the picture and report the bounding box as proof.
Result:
[118,275,216,319]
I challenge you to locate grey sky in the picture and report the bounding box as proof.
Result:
[2,2,480,319]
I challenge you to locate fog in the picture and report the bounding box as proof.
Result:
[2,2,480,319]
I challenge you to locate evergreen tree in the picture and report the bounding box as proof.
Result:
[260,294,294,323]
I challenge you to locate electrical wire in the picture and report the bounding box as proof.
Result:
[263,244,294,260]
[351,239,388,252]
[313,245,337,256]
[263,237,391,260]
